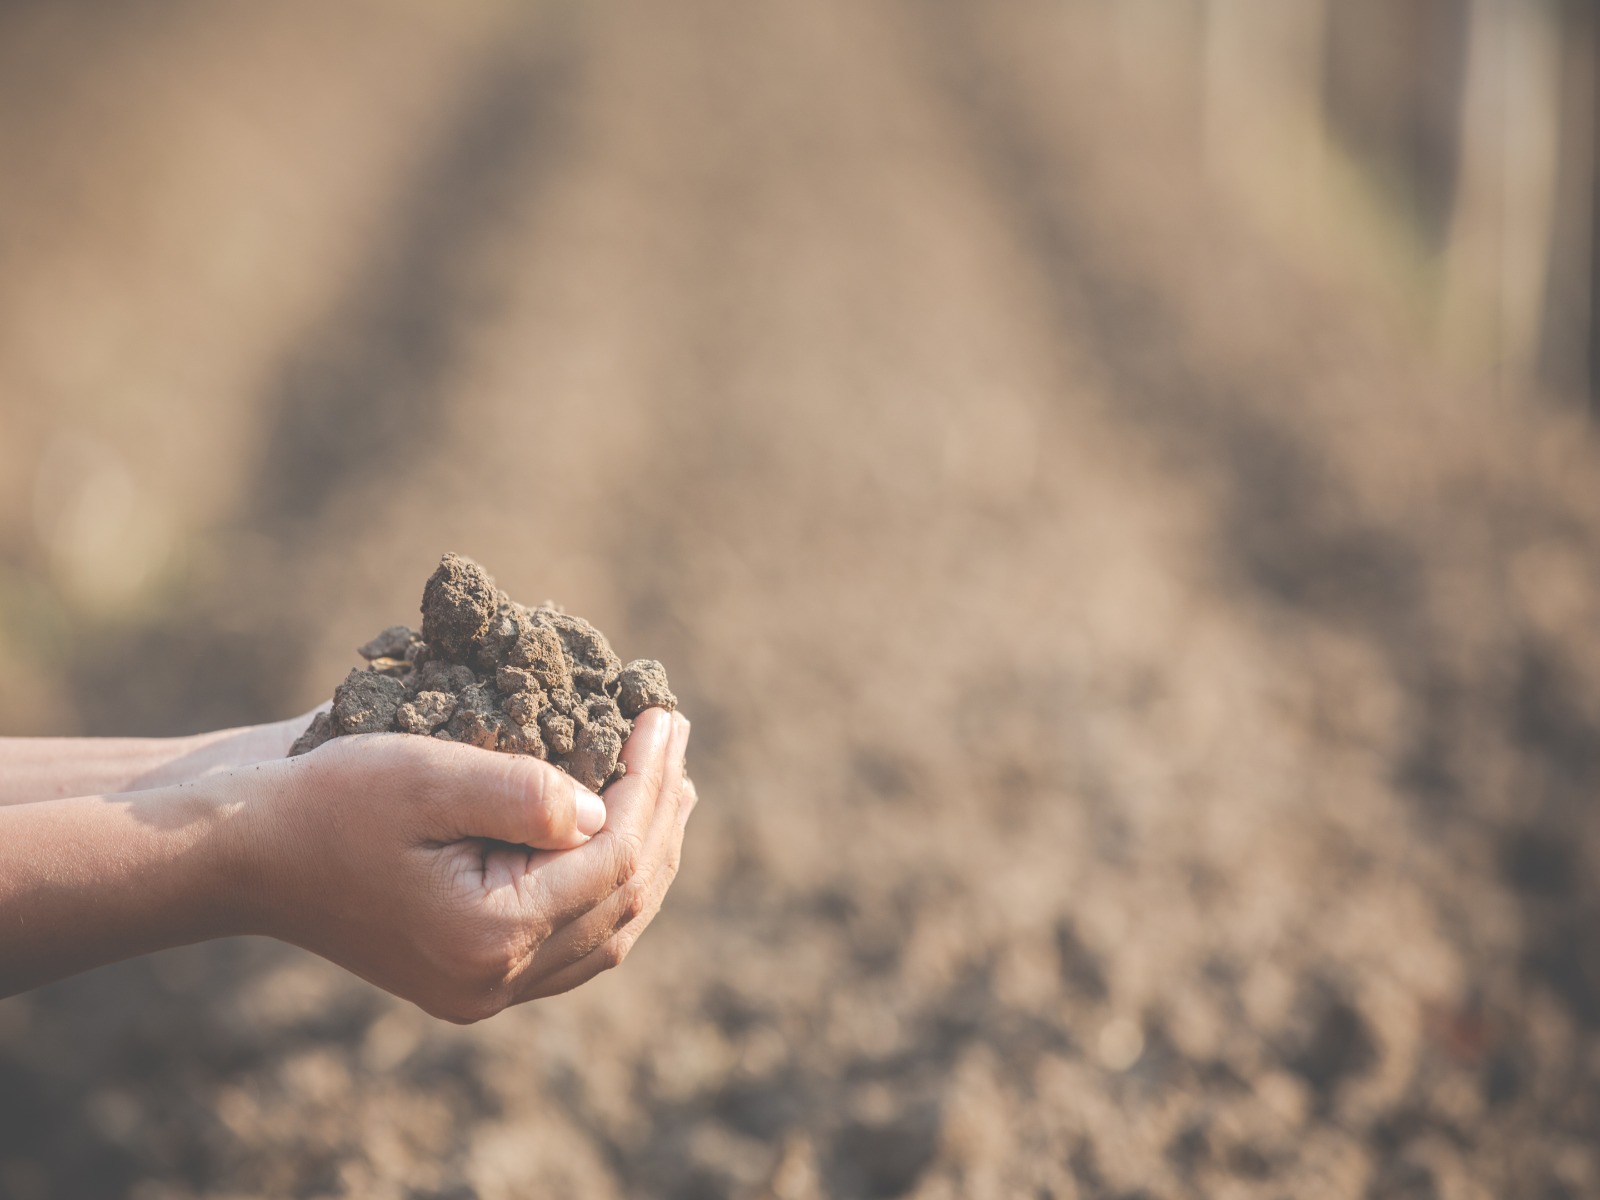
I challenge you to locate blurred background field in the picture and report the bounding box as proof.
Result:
[3,2,1600,1196]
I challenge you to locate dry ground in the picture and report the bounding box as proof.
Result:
[2,3,1599,1197]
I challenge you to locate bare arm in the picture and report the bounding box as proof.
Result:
[0,714,312,806]
[0,710,694,1013]
[0,780,253,994]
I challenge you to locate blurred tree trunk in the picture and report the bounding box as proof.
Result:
[1585,1,1600,414]
[1321,0,1468,253]
[1534,0,1595,408]
[1199,0,1599,409]
[1437,0,1563,392]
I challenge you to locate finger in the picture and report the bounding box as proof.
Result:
[653,713,691,832]
[517,808,688,994]
[512,812,688,998]
[514,715,690,985]
[679,775,699,828]
[422,741,606,850]
[517,708,677,926]
[514,822,686,1003]
[514,943,617,1001]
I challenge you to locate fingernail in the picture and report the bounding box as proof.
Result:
[576,787,607,836]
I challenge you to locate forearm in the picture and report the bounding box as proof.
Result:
[0,780,259,997]
[0,716,306,806]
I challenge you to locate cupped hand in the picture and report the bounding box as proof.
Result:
[239,708,694,1022]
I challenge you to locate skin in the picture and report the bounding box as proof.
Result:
[0,708,695,1020]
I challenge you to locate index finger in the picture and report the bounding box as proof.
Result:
[522,708,679,924]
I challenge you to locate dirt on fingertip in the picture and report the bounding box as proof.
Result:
[290,553,676,791]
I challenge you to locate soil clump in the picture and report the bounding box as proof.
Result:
[290,553,676,790]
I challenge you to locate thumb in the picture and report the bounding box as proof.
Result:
[431,748,607,850]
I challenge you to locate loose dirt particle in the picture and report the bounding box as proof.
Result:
[290,554,677,790]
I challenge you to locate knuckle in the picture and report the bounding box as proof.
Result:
[626,767,666,808]
[595,934,632,972]
[527,797,563,843]
[517,758,559,813]
[640,761,667,795]
[610,829,644,888]
[499,758,551,833]
[616,880,650,927]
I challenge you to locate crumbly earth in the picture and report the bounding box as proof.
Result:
[11,4,1600,1199]
[290,553,676,790]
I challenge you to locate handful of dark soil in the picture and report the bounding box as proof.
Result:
[290,553,676,791]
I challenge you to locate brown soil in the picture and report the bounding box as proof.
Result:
[3,4,1600,1199]
[291,553,675,791]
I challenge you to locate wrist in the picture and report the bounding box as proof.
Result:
[125,775,266,946]
[220,752,324,944]
[0,777,266,996]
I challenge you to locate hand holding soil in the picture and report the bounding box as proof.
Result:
[257,706,694,1021]
[0,557,692,1018]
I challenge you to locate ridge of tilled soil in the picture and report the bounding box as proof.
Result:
[290,553,675,790]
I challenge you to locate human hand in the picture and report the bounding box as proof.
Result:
[240,708,694,1022]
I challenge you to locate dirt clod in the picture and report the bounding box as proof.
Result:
[291,554,676,790]
[357,625,422,661]
[331,669,406,735]
[420,552,498,662]
[617,659,677,719]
